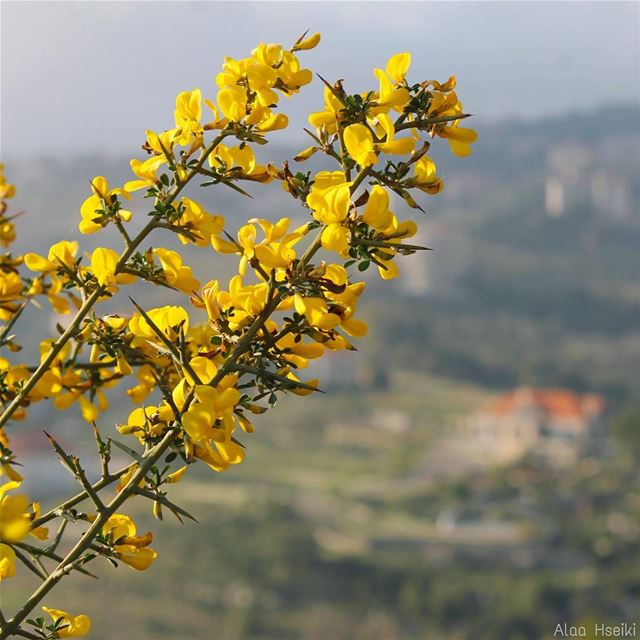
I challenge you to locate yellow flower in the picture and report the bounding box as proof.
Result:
[114,464,142,494]
[209,144,270,182]
[145,128,177,157]
[190,279,221,323]
[189,279,220,325]
[129,305,189,344]
[306,179,351,223]
[256,112,288,133]
[124,155,166,193]
[439,120,478,157]
[0,271,24,317]
[42,607,91,638]
[320,224,350,255]
[0,220,16,248]
[425,82,477,157]
[373,54,411,111]
[362,185,395,232]
[274,51,312,94]
[293,294,341,331]
[153,248,200,293]
[428,75,457,92]
[344,124,378,167]
[306,176,353,255]
[292,31,321,51]
[344,117,414,168]
[374,113,415,156]
[102,513,157,571]
[294,145,318,162]
[386,52,411,83]
[0,164,16,200]
[308,86,345,134]
[252,42,283,67]
[0,542,16,580]
[166,466,188,484]
[24,240,78,274]
[182,383,244,472]
[90,247,119,287]
[0,481,32,543]
[77,392,108,423]
[182,403,221,444]
[276,332,324,369]
[173,88,203,147]
[378,258,399,280]
[413,155,443,194]
[0,429,23,482]
[118,405,171,443]
[217,86,248,122]
[216,276,269,330]
[214,217,306,277]
[79,176,132,235]
[176,198,224,246]
[321,271,368,337]
[246,61,278,107]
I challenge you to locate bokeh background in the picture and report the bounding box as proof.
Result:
[1,2,639,639]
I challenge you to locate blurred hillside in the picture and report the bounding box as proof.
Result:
[6,377,639,640]
[3,104,640,639]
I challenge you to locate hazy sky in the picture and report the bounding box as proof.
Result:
[1,1,639,155]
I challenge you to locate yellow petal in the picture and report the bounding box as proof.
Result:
[341,318,368,337]
[386,52,411,83]
[217,86,247,121]
[215,439,245,464]
[343,124,377,167]
[23,253,52,272]
[293,31,321,51]
[117,544,158,571]
[166,466,188,483]
[320,223,349,255]
[90,248,119,286]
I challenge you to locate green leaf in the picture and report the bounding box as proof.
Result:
[108,438,145,464]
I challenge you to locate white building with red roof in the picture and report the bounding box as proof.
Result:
[466,387,605,464]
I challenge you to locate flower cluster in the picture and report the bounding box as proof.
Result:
[0,166,24,323]
[0,32,474,639]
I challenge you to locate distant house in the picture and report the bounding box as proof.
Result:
[466,387,605,464]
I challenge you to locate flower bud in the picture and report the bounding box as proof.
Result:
[293,32,321,51]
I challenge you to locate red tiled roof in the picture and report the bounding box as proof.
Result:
[485,387,605,420]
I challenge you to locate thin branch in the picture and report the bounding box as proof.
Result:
[232,363,322,393]
[92,423,110,480]
[72,458,105,513]
[0,296,31,346]
[12,546,48,581]
[396,112,472,131]
[355,238,430,252]
[31,468,128,529]
[131,487,198,523]
[13,629,41,640]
